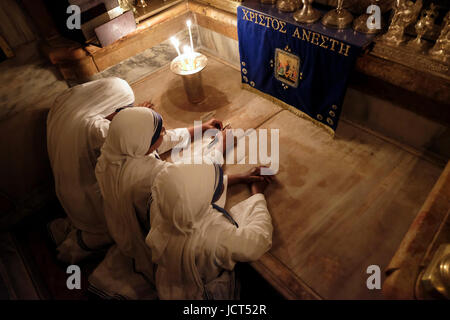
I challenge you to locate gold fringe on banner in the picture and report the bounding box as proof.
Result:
[241,83,335,137]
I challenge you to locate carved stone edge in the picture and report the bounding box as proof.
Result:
[191,0,241,14]
[372,39,450,82]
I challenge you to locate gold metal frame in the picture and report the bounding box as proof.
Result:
[274,48,301,88]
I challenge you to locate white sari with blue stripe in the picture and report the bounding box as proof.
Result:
[146,163,273,300]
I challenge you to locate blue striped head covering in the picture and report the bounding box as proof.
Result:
[212,164,224,203]
[150,110,163,147]
[211,164,238,228]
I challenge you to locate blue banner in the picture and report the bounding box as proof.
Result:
[237,2,373,134]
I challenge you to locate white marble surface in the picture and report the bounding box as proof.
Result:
[95,29,200,85]
[197,25,240,67]
[0,29,200,120]
[0,42,68,121]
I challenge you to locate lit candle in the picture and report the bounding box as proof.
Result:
[186,20,194,52]
[182,45,195,70]
[183,45,193,55]
[170,37,181,56]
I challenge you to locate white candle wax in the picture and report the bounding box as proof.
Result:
[186,20,194,52]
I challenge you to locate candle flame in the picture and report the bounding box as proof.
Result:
[183,45,193,55]
[179,45,197,71]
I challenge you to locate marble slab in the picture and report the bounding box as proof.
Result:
[224,110,443,299]
[130,56,443,299]
[0,42,68,121]
[96,29,200,85]
[197,25,240,68]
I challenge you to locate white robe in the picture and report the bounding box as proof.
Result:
[146,164,273,300]
[91,108,227,299]
[47,78,188,262]
[94,107,191,288]
[47,78,189,233]
[47,77,135,235]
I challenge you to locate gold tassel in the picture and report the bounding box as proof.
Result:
[241,84,335,137]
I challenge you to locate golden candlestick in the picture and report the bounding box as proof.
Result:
[429,11,450,64]
[407,4,438,52]
[381,0,423,46]
[135,0,148,8]
[322,0,353,29]
[276,0,300,13]
[294,0,322,24]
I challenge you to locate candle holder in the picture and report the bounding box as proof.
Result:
[170,52,208,104]
[381,0,423,46]
[293,0,321,24]
[429,11,450,64]
[135,0,147,8]
[119,0,137,14]
[407,4,438,53]
[277,0,300,13]
[321,0,353,29]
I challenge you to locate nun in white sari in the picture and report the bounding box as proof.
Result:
[92,106,218,298]
[47,77,134,263]
[93,107,170,290]
[146,163,273,300]
[47,77,189,264]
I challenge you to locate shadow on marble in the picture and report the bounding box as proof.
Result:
[342,88,450,160]
[163,84,230,112]
[131,54,281,131]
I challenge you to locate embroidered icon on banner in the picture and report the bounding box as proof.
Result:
[274,48,300,88]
